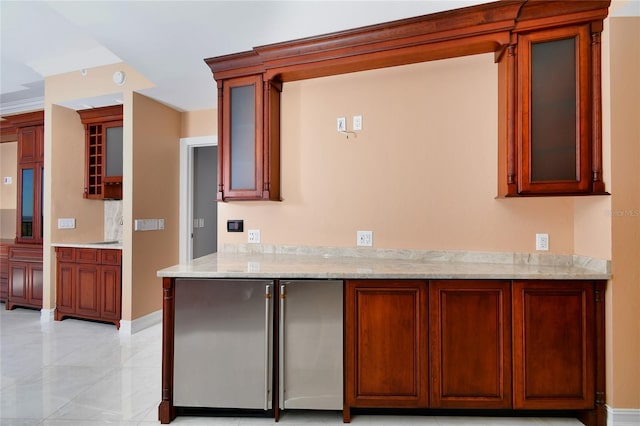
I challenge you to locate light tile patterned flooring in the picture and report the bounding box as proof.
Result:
[0,305,583,426]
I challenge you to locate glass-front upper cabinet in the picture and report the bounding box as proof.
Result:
[14,119,44,244]
[77,105,123,200]
[515,24,604,195]
[217,75,281,201]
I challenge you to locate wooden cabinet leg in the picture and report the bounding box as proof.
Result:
[342,404,351,423]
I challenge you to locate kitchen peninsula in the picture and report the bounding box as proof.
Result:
[157,246,609,426]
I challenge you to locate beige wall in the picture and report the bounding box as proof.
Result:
[181,108,216,138]
[608,17,640,409]
[130,92,180,319]
[49,105,104,245]
[218,53,581,254]
[0,141,17,239]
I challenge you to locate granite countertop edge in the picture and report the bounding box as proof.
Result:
[157,245,611,281]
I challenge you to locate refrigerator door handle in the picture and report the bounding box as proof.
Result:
[279,283,286,409]
[264,283,273,411]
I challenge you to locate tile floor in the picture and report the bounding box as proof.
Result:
[0,305,584,426]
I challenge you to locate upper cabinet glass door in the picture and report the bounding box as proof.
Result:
[517,25,593,195]
[229,84,257,191]
[219,75,265,201]
[104,124,123,178]
[20,167,34,239]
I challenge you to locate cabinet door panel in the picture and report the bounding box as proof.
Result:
[56,263,75,313]
[29,265,43,305]
[513,281,594,409]
[346,280,428,408]
[518,24,592,194]
[430,280,511,408]
[9,263,28,302]
[76,265,100,316]
[101,265,120,320]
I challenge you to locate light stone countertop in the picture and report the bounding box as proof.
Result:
[52,242,123,250]
[157,245,610,280]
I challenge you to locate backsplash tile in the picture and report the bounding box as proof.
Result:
[104,200,123,242]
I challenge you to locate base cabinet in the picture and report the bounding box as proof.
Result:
[429,280,512,409]
[344,280,429,420]
[160,277,605,426]
[55,247,122,328]
[6,245,43,310]
[344,279,605,426]
[513,281,596,410]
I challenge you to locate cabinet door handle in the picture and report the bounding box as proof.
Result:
[264,283,273,410]
[279,284,286,409]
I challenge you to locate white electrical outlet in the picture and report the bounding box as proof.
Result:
[536,233,549,251]
[248,229,261,244]
[337,117,346,132]
[353,115,363,131]
[357,230,373,247]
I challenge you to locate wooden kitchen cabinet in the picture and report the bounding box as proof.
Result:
[207,72,281,202]
[0,241,10,302]
[344,280,428,421]
[55,247,122,328]
[513,280,597,411]
[429,280,511,409]
[505,23,607,196]
[6,245,43,310]
[3,112,45,311]
[77,105,123,200]
[206,1,609,199]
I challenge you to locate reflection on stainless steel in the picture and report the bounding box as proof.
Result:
[173,279,274,410]
[279,280,343,410]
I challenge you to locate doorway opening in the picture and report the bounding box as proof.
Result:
[179,136,217,262]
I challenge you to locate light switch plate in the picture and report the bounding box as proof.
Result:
[536,233,549,251]
[57,218,76,229]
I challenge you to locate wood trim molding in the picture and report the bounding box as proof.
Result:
[1,111,44,142]
[77,104,123,125]
[205,0,610,83]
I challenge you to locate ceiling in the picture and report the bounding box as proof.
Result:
[1,1,637,116]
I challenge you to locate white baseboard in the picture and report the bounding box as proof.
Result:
[607,407,640,426]
[119,309,161,336]
[40,308,54,322]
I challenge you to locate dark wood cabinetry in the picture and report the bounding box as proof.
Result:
[206,1,609,199]
[77,105,124,200]
[0,241,9,302]
[512,281,597,410]
[205,69,281,201]
[10,112,45,244]
[429,280,511,409]
[2,112,45,311]
[343,279,605,425]
[55,247,122,328]
[6,245,43,310]
[344,280,428,419]
[503,21,607,196]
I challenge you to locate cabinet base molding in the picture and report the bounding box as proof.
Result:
[607,407,640,426]
[119,309,161,336]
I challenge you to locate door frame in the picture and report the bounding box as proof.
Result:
[179,135,217,263]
